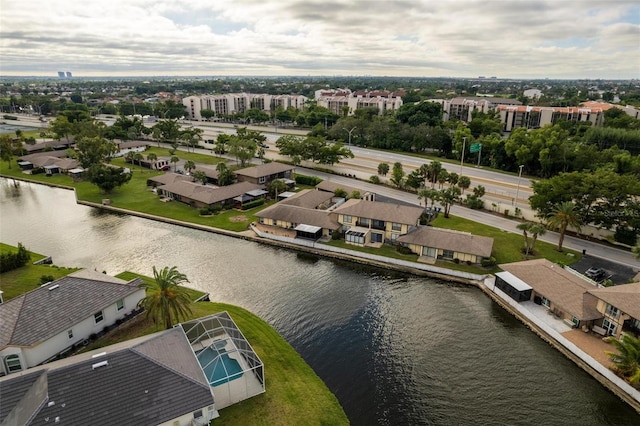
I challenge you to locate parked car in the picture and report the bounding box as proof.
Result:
[158,164,171,171]
[259,142,269,149]
[584,267,606,282]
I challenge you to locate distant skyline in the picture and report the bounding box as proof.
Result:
[1,0,639,79]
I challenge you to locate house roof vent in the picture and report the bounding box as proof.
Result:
[92,360,108,370]
[91,352,107,358]
[48,284,59,291]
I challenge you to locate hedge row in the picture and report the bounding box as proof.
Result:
[0,243,31,273]
[295,174,323,186]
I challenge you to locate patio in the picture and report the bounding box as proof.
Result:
[519,300,573,334]
[562,329,618,369]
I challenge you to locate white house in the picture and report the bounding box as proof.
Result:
[0,270,145,376]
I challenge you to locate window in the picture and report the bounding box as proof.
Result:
[116,299,125,311]
[605,304,619,319]
[390,233,399,241]
[541,297,550,308]
[571,316,579,327]
[442,250,454,260]
[392,222,402,231]
[5,355,22,373]
[343,215,352,224]
[602,319,617,336]
[258,176,266,184]
[94,311,104,324]
[193,409,203,419]
[67,329,74,340]
[359,217,370,226]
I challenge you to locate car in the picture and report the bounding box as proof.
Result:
[158,164,171,171]
[259,142,269,149]
[584,267,606,282]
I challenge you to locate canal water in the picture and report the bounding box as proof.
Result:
[1,178,638,425]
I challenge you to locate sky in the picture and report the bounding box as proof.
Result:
[1,0,639,79]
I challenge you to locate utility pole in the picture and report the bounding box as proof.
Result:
[514,164,524,206]
[344,127,357,146]
[460,136,466,175]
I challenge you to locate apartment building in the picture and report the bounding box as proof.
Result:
[427,97,522,122]
[497,105,605,132]
[314,88,404,116]
[183,93,308,120]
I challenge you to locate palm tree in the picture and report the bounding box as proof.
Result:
[605,333,640,386]
[133,152,144,166]
[184,160,196,175]
[517,222,547,257]
[170,155,179,172]
[124,151,135,165]
[546,201,582,252]
[138,266,193,329]
[146,152,158,168]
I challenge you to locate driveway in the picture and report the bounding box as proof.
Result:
[570,254,639,285]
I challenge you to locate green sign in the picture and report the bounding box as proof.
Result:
[469,143,482,153]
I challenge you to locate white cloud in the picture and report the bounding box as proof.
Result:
[0,0,638,78]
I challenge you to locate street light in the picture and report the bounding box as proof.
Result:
[344,127,357,146]
[459,136,466,175]
[514,164,524,206]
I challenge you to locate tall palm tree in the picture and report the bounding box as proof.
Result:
[184,160,196,174]
[138,266,193,329]
[633,243,640,260]
[546,201,581,252]
[605,333,640,386]
[516,222,547,257]
[170,155,179,172]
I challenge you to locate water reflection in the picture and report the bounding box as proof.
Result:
[1,178,638,425]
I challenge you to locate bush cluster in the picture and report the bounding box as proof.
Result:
[242,199,265,210]
[295,175,323,186]
[0,243,31,273]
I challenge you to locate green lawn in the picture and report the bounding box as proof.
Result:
[324,239,419,262]
[0,242,79,300]
[85,272,349,426]
[143,146,226,166]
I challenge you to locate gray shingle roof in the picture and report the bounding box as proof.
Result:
[159,180,263,205]
[315,180,361,195]
[0,328,214,426]
[333,199,424,225]
[396,226,494,258]
[256,204,341,230]
[0,370,45,423]
[0,275,143,349]
[280,189,334,209]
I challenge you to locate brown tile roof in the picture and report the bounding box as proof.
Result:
[256,204,340,230]
[396,226,493,258]
[333,199,424,225]
[499,259,602,320]
[588,282,640,320]
[147,173,192,186]
[159,180,263,205]
[315,180,362,195]
[28,156,78,170]
[280,189,334,209]
[234,162,294,178]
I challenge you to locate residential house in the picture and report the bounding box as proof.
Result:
[333,199,424,245]
[0,327,218,425]
[315,180,376,201]
[146,172,192,188]
[0,270,145,376]
[396,226,494,264]
[234,162,294,185]
[588,282,640,338]
[17,152,79,175]
[112,141,148,158]
[498,259,602,329]
[157,180,265,209]
[255,190,341,239]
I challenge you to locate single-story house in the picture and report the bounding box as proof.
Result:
[396,226,494,264]
[22,139,74,154]
[193,165,221,184]
[0,270,145,376]
[234,162,294,185]
[0,327,218,425]
[157,180,265,209]
[332,199,424,245]
[146,172,193,188]
[138,155,170,170]
[280,189,336,210]
[256,204,341,239]
[17,155,79,175]
[315,180,376,201]
[588,282,640,337]
[499,259,602,329]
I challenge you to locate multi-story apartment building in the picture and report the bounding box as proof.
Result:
[497,105,605,132]
[314,88,404,116]
[183,93,308,120]
[427,97,522,122]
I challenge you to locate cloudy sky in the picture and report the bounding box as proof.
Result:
[1,0,638,79]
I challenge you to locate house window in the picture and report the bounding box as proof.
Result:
[391,233,399,241]
[258,176,266,184]
[359,217,370,227]
[116,299,125,311]
[67,329,74,340]
[442,250,454,260]
[343,215,352,224]
[541,296,550,308]
[391,222,402,231]
[605,305,619,319]
[602,319,617,336]
[571,316,580,327]
[94,311,104,324]
[193,409,203,419]
[5,355,22,373]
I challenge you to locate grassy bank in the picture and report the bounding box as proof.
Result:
[89,273,349,426]
[0,242,79,300]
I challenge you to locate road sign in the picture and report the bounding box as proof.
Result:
[469,143,482,153]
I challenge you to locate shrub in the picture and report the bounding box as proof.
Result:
[453,258,460,264]
[210,205,222,214]
[331,230,342,240]
[396,245,413,255]
[40,275,55,284]
[242,198,265,210]
[295,174,323,186]
[0,242,31,273]
[369,175,380,184]
[481,256,497,267]
[199,207,211,216]
[464,194,484,210]
[614,226,637,246]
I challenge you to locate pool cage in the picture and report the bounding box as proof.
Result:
[179,312,265,410]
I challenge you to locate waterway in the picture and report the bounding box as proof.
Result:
[1,178,638,425]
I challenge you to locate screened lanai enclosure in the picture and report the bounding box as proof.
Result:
[179,312,265,409]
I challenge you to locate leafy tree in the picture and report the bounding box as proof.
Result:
[405,170,424,190]
[349,190,361,200]
[87,165,132,194]
[417,187,439,209]
[426,161,443,188]
[138,266,193,329]
[267,179,288,197]
[153,119,181,145]
[192,170,207,185]
[447,172,459,186]
[633,244,640,259]
[200,109,215,121]
[125,151,135,165]
[227,127,263,167]
[133,152,144,166]
[216,162,235,186]
[146,152,158,164]
[378,162,389,176]
[49,115,74,143]
[390,162,405,188]
[439,186,462,218]
[317,142,353,165]
[179,127,203,152]
[516,222,547,257]
[334,188,348,198]
[214,134,231,155]
[76,136,117,168]
[546,202,581,251]
[605,333,640,386]
[436,169,448,189]
[0,135,14,169]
